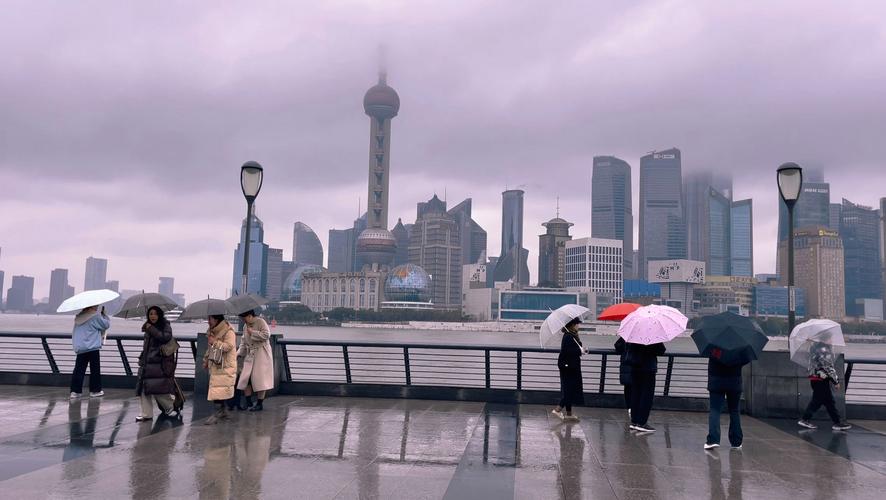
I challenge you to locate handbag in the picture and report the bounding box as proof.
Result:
[161,337,179,357]
[207,344,224,366]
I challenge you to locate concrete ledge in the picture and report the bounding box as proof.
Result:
[0,372,195,392]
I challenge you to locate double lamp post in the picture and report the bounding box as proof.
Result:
[776,163,803,334]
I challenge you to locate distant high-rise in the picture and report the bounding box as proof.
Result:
[538,216,573,288]
[292,222,324,266]
[231,211,269,296]
[0,270,5,309]
[265,248,284,301]
[777,180,830,265]
[592,156,633,279]
[840,199,882,316]
[730,199,754,276]
[158,277,175,297]
[778,227,845,320]
[84,257,108,291]
[408,195,461,309]
[447,199,487,266]
[391,219,412,266]
[684,172,733,275]
[639,148,685,279]
[328,228,355,273]
[829,203,843,232]
[564,238,624,303]
[49,269,75,312]
[6,275,35,312]
[105,280,119,292]
[494,189,530,285]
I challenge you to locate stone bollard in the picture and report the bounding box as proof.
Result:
[194,332,209,397]
[743,349,846,419]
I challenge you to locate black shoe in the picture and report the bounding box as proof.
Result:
[239,396,253,411]
[248,400,264,412]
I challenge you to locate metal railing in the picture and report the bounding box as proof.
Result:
[844,358,886,406]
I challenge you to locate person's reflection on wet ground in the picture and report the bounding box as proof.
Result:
[233,413,273,500]
[129,414,183,499]
[62,397,118,481]
[554,422,584,499]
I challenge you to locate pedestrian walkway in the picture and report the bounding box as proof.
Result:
[0,385,884,499]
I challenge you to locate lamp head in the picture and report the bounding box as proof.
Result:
[240,161,264,202]
[777,163,803,206]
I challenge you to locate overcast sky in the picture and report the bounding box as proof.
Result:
[2,1,885,302]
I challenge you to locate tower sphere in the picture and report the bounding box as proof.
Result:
[363,80,400,120]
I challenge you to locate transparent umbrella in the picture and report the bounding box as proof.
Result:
[789,319,845,369]
[539,304,589,349]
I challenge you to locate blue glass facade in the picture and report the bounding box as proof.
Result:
[708,189,731,275]
[639,148,685,280]
[498,291,579,321]
[623,279,661,298]
[841,198,883,316]
[731,199,753,276]
[232,214,268,296]
[753,285,806,318]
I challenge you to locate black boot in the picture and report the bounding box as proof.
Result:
[248,399,264,412]
[240,395,253,411]
[226,390,240,410]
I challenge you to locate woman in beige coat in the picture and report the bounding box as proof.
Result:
[203,314,237,424]
[237,310,274,411]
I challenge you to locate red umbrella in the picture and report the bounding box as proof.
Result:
[597,302,641,321]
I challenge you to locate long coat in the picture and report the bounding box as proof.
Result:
[707,358,744,393]
[557,331,585,406]
[136,320,176,396]
[614,337,632,386]
[204,320,237,401]
[237,317,275,392]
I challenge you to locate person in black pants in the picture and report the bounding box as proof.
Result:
[626,341,666,433]
[552,318,585,422]
[70,305,110,399]
[614,338,632,416]
[705,356,744,450]
[798,343,851,431]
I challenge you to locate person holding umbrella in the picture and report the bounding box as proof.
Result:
[135,306,177,422]
[236,309,274,411]
[599,302,642,417]
[70,304,111,399]
[798,342,851,431]
[552,317,585,422]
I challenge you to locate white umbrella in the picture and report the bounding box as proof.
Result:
[539,304,589,349]
[56,289,120,313]
[617,304,688,345]
[789,319,845,368]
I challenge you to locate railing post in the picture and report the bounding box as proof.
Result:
[40,337,60,375]
[516,351,523,390]
[194,332,209,397]
[485,349,491,389]
[116,338,133,377]
[599,353,607,394]
[280,341,292,383]
[342,345,352,384]
[403,347,411,386]
[663,356,675,396]
[190,340,198,362]
[844,361,853,390]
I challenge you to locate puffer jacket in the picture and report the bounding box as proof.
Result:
[204,320,237,401]
[136,320,176,396]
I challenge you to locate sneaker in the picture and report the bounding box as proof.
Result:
[628,409,632,417]
[89,391,104,398]
[704,443,720,450]
[832,422,852,431]
[69,392,81,400]
[135,416,152,422]
[797,420,817,429]
[731,445,743,450]
[633,424,656,433]
[564,414,580,422]
[551,409,565,420]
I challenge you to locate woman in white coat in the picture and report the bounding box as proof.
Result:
[237,310,274,411]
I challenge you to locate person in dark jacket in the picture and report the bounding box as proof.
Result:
[627,341,666,433]
[798,343,851,431]
[135,306,177,422]
[705,353,745,450]
[614,338,632,416]
[552,318,585,422]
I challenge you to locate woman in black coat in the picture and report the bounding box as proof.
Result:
[614,338,632,415]
[626,341,666,433]
[136,306,177,422]
[552,318,585,422]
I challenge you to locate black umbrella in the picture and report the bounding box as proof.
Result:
[113,292,179,319]
[691,312,769,366]
[178,298,235,321]
[226,293,269,315]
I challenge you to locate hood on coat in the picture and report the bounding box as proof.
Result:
[75,310,99,326]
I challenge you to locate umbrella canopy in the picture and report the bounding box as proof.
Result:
[178,298,236,321]
[597,302,642,321]
[56,289,120,313]
[539,304,589,349]
[617,304,688,345]
[113,292,179,319]
[691,312,769,366]
[789,319,845,368]
[226,293,269,315]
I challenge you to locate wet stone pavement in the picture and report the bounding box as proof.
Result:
[0,386,884,499]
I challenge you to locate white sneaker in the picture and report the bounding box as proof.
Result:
[731,445,743,450]
[564,414,580,422]
[704,443,720,450]
[797,420,817,429]
[89,391,105,398]
[69,392,81,400]
[551,409,565,420]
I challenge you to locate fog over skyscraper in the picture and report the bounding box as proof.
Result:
[84,257,108,291]
[730,199,754,276]
[639,148,685,280]
[49,268,75,312]
[591,156,633,279]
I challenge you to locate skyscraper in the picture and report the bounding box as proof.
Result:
[0,270,4,309]
[158,277,175,297]
[591,156,633,279]
[777,181,830,243]
[447,199,487,266]
[391,219,412,266]
[49,268,75,312]
[408,195,461,309]
[292,222,324,266]
[829,203,843,232]
[564,238,624,303]
[684,172,733,275]
[84,257,108,291]
[639,148,685,279]
[730,199,754,276]
[356,69,400,270]
[6,275,35,312]
[778,227,845,320]
[328,228,355,273]
[538,216,573,288]
[231,212,269,296]
[494,189,530,285]
[265,247,284,301]
[840,198,883,316]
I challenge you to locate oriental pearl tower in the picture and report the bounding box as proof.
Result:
[355,67,400,270]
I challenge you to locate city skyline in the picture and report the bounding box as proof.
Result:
[2,3,885,302]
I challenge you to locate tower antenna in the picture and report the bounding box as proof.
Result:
[556,196,560,219]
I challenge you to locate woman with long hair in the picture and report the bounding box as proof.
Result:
[203,314,237,425]
[135,306,177,421]
[552,318,585,422]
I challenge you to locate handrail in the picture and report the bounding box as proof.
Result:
[0,331,200,342]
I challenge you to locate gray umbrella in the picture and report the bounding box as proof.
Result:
[178,298,235,321]
[226,293,269,315]
[113,292,179,319]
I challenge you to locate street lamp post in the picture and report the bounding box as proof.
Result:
[240,161,264,295]
[777,163,803,334]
